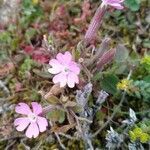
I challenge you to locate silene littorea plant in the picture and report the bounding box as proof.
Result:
[13,0,150,149]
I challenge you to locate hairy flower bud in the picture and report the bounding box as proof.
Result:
[84,5,106,45]
[97,48,116,70]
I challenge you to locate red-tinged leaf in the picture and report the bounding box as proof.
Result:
[32,51,50,64]
[101,107,108,114]
[24,45,34,54]
[74,0,91,23]
[55,5,68,18]
[24,45,50,64]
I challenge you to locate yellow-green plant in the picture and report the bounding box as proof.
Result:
[129,127,150,143]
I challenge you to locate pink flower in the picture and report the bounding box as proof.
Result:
[101,0,124,10]
[48,51,80,88]
[14,102,48,138]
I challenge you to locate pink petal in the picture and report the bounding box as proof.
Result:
[69,61,80,74]
[53,73,67,87]
[67,73,79,88]
[104,0,123,3]
[14,117,30,131]
[49,59,60,66]
[37,116,48,132]
[56,53,64,63]
[15,103,32,115]
[49,59,62,74]
[56,51,72,65]
[31,102,42,115]
[102,0,124,9]
[63,51,72,63]
[48,67,60,74]
[111,0,124,3]
[25,122,39,138]
[110,3,124,9]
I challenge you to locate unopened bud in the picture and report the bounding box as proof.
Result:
[84,4,107,45]
[97,48,116,69]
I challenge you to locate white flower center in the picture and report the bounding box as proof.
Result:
[62,65,70,74]
[64,67,69,72]
[28,113,37,122]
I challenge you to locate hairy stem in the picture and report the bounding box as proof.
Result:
[91,70,132,138]
[84,38,110,67]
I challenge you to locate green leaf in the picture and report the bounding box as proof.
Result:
[143,75,150,83]
[47,109,65,123]
[19,57,35,78]
[100,74,119,95]
[93,72,103,81]
[143,39,150,48]
[33,69,52,78]
[25,28,37,42]
[114,63,127,75]
[115,44,129,63]
[72,105,82,113]
[125,0,140,11]
[46,96,60,105]
[0,31,11,43]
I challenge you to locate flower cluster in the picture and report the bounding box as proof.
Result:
[129,127,150,143]
[14,102,48,138]
[117,79,131,91]
[48,51,80,88]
